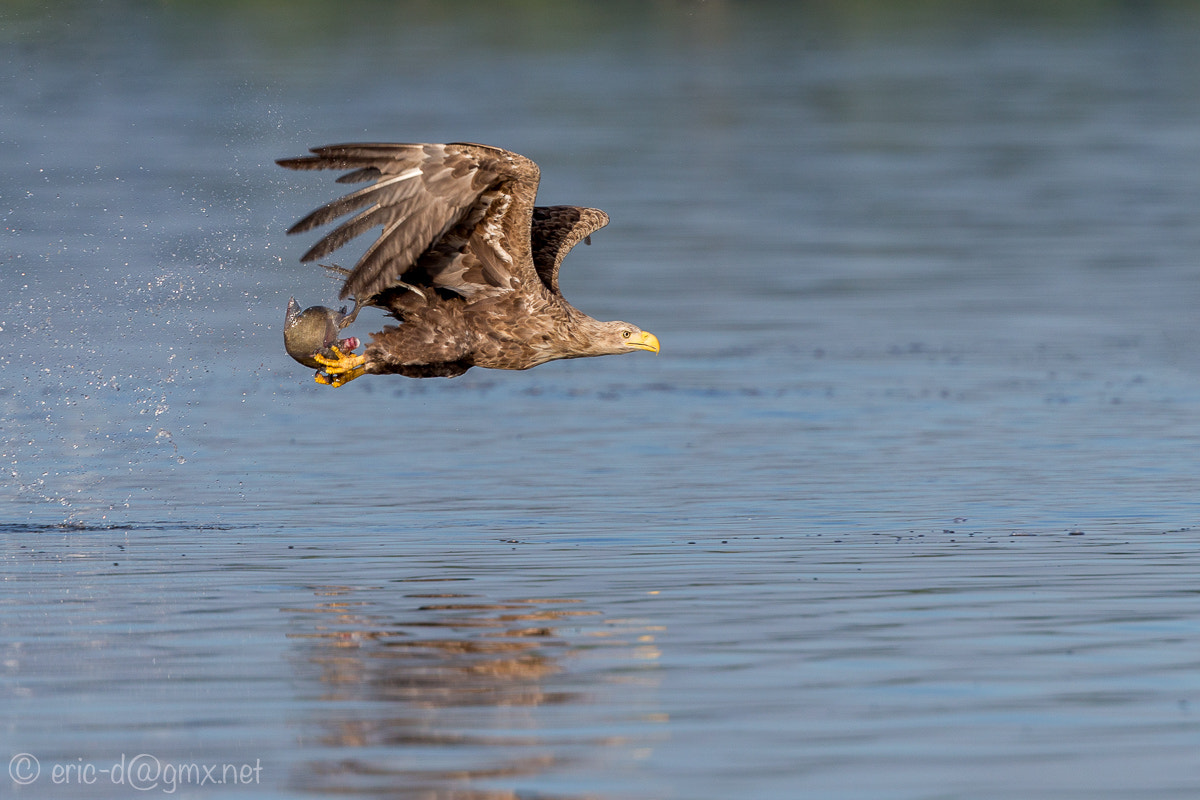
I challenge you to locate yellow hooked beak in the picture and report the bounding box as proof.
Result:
[628,330,660,353]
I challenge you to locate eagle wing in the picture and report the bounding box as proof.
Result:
[529,206,610,296]
[277,142,542,302]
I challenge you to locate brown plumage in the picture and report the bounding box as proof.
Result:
[277,142,659,386]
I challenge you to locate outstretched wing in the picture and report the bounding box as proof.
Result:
[277,142,542,302]
[529,206,610,296]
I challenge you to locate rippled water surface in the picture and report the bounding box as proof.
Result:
[4,2,1200,798]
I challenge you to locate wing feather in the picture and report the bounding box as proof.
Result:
[286,168,423,236]
[277,142,542,302]
[334,167,382,184]
[529,206,610,295]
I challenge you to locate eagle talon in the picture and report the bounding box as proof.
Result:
[312,345,368,387]
[313,345,366,373]
[314,365,366,388]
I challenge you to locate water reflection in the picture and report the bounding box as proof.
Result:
[284,581,664,798]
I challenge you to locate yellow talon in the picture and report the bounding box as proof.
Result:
[313,344,366,373]
[312,345,368,388]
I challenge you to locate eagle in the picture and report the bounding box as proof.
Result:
[278,142,660,386]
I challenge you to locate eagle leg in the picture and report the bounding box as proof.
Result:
[313,345,368,388]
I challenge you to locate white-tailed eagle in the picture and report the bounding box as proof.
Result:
[279,142,659,386]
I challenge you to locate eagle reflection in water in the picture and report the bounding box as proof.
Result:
[284,585,665,797]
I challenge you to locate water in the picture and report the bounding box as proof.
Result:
[4,2,1200,797]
